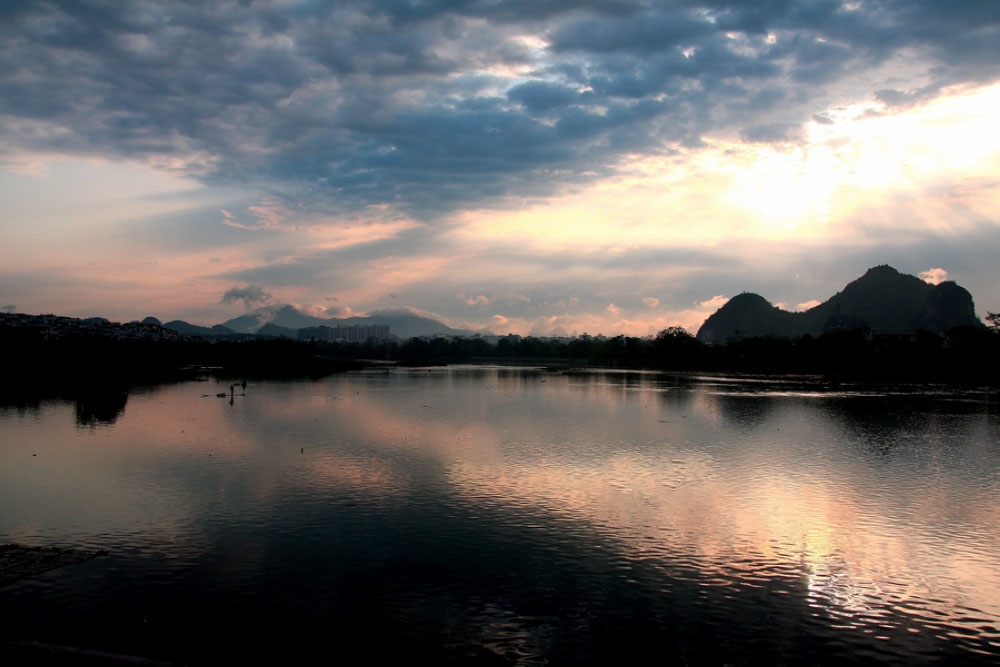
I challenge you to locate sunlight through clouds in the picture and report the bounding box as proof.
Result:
[451,82,1000,257]
[1,2,999,329]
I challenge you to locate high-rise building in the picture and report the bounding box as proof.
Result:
[299,324,391,342]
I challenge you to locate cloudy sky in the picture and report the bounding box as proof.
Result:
[2,1,999,335]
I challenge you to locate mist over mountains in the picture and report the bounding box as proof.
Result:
[165,305,481,340]
[696,265,983,343]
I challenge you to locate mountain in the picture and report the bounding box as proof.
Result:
[222,305,331,333]
[336,308,478,338]
[163,320,236,337]
[255,322,298,339]
[697,293,805,341]
[220,305,479,339]
[221,305,332,333]
[218,313,264,334]
[697,265,982,343]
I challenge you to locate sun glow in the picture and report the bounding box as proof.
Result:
[455,82,1000,251]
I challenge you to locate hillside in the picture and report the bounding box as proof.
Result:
[220,305,479,338]
[164,320,237,337]
[697,266,982,343]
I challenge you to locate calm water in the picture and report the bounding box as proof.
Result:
[1,367,999,663]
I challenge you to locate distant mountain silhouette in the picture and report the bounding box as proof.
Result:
[163,320,236,337]
[338,308,481,338]
[222,305,328,333]
[697,265,982,343]
[220,305,480,338]
[255,322,298,339]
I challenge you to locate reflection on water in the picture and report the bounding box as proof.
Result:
[73,387,129,427]
[1,384,130,428]
[1,368,998,663]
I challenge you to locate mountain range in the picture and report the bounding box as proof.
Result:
[696,265,983,343]
[159,306,481,340]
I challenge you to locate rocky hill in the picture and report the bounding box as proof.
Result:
[220,305,480,339]
[697,266,982,343]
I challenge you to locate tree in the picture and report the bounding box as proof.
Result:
[987,312,1000,332]
[656,326,694,340]
[653,326,703,369]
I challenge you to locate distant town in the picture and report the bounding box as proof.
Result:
[298,324,390,342]
[0,312,183,341]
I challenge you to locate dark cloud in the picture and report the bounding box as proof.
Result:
[873,83,944,109]
[548,9,715,53]
[221,284,275,309]
[740,123,798,143]
[507,80,584,112]
[2,305,16,313]
[1,1,998,216]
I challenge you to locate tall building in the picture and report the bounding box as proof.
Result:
[297,324,391,342]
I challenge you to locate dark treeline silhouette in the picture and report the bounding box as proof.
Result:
[0,328,363,416]
[3,322,999,414]
[316,325,1000,384]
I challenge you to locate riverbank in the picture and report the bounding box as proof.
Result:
[3,326,999,414]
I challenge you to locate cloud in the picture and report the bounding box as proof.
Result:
[465,294,491,307]
[641,297,660,308]
[1,304,16,313]
[220,210,245,229]
[2,2,999,333]
[221,284,275,309]
[221,202,295,231]
[296,303,329,319]
[485,302,725,337]
[796,300,822,311]
[740,123,799,144]
[698,295,729,310]
[324,305,354,318]
[507,80,583,112]
[918,268,949,285]
[2,2,998,219]
[459,291,529,308]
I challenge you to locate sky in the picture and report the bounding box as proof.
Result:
[2,0,999,336]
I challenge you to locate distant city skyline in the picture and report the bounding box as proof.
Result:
[2,2,999,335]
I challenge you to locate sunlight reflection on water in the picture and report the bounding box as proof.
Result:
[1,368,998,662]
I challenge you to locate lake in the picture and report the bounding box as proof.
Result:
[1,367,999,663]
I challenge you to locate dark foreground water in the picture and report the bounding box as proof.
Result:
[1,367,999,664]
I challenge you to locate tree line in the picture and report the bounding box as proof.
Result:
[3,319,999,398]
[317,323,1000,383]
